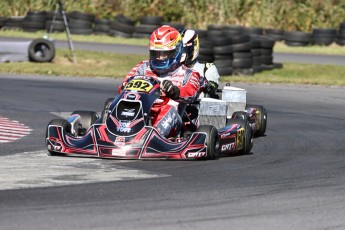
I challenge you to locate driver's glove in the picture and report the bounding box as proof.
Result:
[161,80,180,100]
[203,80,218,95]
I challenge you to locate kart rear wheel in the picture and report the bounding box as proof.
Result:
[197,125,218,160]
[226,119,253,155]
[246,104,267,136]
[46,119,67,156]
[231,111,249,121]
[242,120,253,155]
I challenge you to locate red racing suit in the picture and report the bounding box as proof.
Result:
[119,60,205,138]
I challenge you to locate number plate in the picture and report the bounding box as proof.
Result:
[124,79,153,92]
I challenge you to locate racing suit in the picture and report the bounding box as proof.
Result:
[192,61,220,98]
[120,60,203,138]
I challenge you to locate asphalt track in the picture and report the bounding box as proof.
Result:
[0,72,344,229]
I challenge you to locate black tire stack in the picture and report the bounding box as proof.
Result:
[311,28,336,46]
[195,28,213,63]
[109,14,135,38]
[133,16,162,39]
[250,35,263,73]
[232,34,253,75]
[45,11,66,33]
[0,17,7,29]
[93,18,110,35]
[2,16,23,30]
[22,11,47,32]
[257,35,275,70]
[68,11,95,35]
[284,31,312,46]
[264,28,284,41]
[210,27,233,76]
[336,22,345,46]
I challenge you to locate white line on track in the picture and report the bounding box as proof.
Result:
[0,116,32,143]
[0,150,169,191]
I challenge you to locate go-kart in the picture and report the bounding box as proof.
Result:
[46,75,265,160]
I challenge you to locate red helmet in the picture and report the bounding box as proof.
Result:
[149,25,183,75]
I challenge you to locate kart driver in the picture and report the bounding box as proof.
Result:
[119,25,203,138]
[180,29,220,98]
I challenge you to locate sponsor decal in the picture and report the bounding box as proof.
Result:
[208,105,220,113]
[187,152,206,158]
[125,93,139,100]
[112,149,126,156]
[220,133,231,139]
[114,137,125,147]
[221,143,235,152]
[121,109,136,117]
[117,121,131,133]
[161,116,173,129]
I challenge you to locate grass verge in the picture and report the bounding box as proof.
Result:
[0,49,344,86]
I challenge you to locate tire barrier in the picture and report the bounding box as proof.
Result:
[132,16,162,39]
[0,38,55,63]
[109,14,135,38]
[197,27,280,76]
[69,11,94,35]
[2,11,344,74]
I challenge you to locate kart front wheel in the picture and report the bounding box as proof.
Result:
[101,97,114,123]
[246,104,267,136]
[197,125,218,160]
[46,119,67,156]
[71,110,99,131]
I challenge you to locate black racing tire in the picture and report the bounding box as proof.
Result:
[109,29,133,38]
[211,37,233,46]
[139,16,162,25]
[69,19,93,29]
[110,20,135,33]
[135,24,159,34]
[231,111,249,121]
[70,11,95,22]
[246,104,267,136]
[214,59,232,68]
[232,41,252,52]
[225,119,253,155]
[194,29,208,38]
[101,98,114,123]
[214,54,233,60]
[94,24,110,33]
[213,44,233,55]
[242,120,254,155]
[69,28,93,35]
[197,125,218,160]
[46,119,67,156]
[232,58,253,68]
[216,66,233,76]
[28,38,55,63]
[261,55,273,65]
[45,20,65,31]
[233,52,252,59]
[115,14,135,26]
[284,31,311,43]
[197,54,214,63]
[232,35,251,44]
[95,18,110,25]
[71,110,99,130]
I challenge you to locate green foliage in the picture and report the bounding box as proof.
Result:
[1,0,345,31]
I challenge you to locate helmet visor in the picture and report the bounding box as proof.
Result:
[150,50,177,61]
